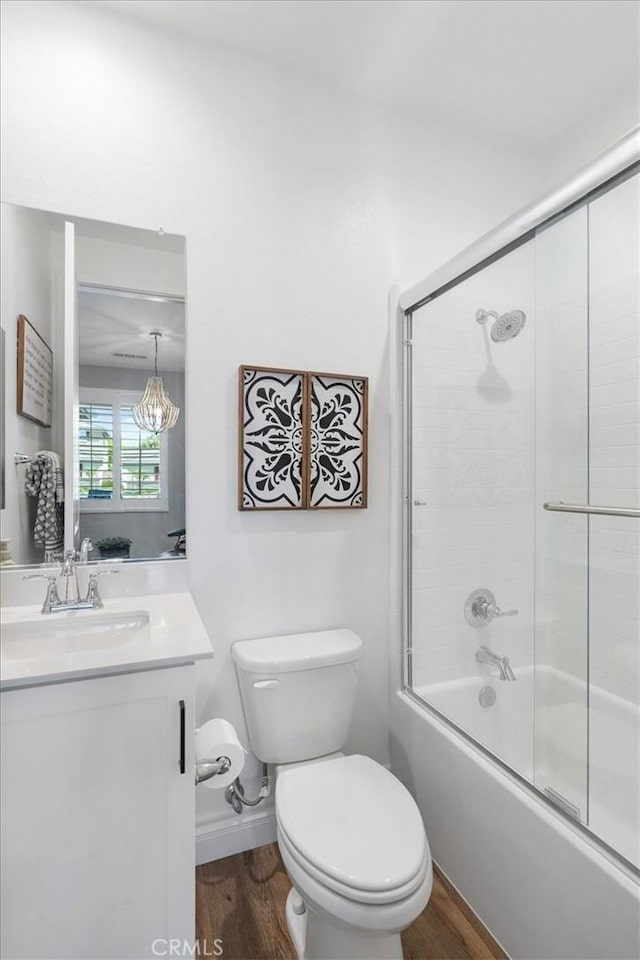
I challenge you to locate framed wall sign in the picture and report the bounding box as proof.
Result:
[307,372,368,509]
[17,315,53,428]
[238,366,368,511]
[238,366,308,510]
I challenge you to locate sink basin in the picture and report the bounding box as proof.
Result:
[2,611,150,661]
[0,592,213,689]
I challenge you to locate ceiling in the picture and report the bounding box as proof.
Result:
[78,289,185,372]
[94,0,639,147]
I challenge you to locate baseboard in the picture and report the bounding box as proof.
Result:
[196,808,277,865]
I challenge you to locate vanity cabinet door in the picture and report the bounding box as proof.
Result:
[0,665,195,960]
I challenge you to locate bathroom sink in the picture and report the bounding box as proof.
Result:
[2,611,150,661]
[0,592,213,689]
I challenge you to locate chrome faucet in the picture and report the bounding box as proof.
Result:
[24,552,118,614]
[475,645,516,681]
[60,550,81,603]
[79,538,94,563]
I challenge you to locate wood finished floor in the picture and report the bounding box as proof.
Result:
[196,843,505,960]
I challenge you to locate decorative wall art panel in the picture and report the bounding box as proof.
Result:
[238,367,368,511]
[307,373,368,509]
[238,366,307,510]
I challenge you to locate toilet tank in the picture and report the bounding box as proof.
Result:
[232,629,362,764]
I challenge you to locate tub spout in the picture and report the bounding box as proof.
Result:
[475,645,516,681]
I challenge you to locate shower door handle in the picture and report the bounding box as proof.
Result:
[544,501,640,519]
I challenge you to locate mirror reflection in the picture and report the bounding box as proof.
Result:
[0,204,186,568]
[77,285,185,561]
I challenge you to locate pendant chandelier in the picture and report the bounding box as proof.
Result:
[132,331,180,434]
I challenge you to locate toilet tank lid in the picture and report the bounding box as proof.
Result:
[231,629,362,673]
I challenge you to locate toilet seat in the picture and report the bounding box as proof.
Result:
[276,754,429,906]
[277,827,433,937]
[278,822,429,905]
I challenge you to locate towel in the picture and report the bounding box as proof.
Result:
[24,451,64,562]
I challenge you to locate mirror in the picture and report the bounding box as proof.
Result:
[0,203,186,568]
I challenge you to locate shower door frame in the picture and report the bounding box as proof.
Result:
[399,126,640,876]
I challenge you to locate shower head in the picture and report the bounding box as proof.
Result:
[475,308,526,342]
[491,310,526,342]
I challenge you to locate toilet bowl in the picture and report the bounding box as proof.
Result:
[232,629,433,960]
[275,754,432,959]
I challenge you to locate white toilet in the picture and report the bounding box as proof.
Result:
[232,629,432,960]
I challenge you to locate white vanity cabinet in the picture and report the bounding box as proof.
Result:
[1,664,196,960]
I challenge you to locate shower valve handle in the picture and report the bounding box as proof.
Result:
[492,604,518,619]
[476,598,519,622]
[464,588,518,627]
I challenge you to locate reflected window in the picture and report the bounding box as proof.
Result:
[78,388,168,511]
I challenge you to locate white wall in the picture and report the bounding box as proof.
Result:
[0,205,56,565]
[0,0,539,835]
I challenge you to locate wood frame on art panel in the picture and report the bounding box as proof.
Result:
[306,370,368,510]
[17,314,53,428]
[238,365,309,511]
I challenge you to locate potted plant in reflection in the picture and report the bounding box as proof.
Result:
[95,536,132,560]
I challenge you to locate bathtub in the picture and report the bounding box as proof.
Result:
[390,680,640,960]
[413,666,639,868]
[416,667,535,778]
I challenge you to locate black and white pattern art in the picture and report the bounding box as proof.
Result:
[308,374,367,509]
[240,368,305,509]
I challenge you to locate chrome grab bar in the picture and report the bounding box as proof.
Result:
[543,501,640,519]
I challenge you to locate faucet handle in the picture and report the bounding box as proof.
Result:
[22,574,60,614]
[494,605,518,618]
[85,569,119,609]
[465,588,518,626]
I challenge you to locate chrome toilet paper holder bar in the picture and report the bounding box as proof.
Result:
[195,755,232,785]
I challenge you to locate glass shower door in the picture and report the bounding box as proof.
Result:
[409,238,537,783]
[406,165,639,867]
[585,173,639,865]
[534,170,640,866]
[533,205,590,823]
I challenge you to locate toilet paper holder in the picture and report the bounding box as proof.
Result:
[195,755,232,786]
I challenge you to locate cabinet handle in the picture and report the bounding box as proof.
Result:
[179,700,186,775]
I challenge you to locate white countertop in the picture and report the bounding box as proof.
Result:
[0,592,214,690]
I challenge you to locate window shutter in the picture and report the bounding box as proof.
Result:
[78,402,114,500]
[120,404,162,500]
